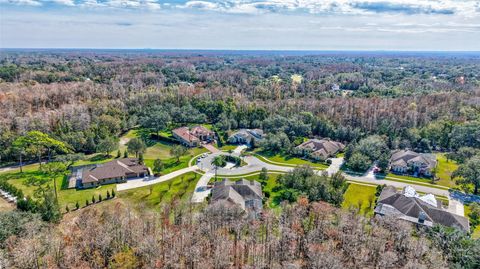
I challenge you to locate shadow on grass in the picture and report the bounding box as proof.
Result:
[89,154,111,162]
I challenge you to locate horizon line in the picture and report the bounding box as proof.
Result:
[1,48,480,52]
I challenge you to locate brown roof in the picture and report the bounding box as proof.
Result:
[172,127,200,143]
[81,158,148,184]
[297,138,345,159]
[190,125,214,136]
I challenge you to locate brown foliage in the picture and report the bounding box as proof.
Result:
[2,201,448,269]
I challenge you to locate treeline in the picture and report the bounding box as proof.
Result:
[1,52,479,165]
[1,200,479,268]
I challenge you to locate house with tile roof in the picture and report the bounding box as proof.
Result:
[79,158,149,188]
[374,186,469,232]
[390,150,437,177]
[295,138,345,161]
[172,126,215,147]
[211,179,263,215]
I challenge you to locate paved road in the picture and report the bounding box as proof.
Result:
[116,165,199,191]
[115,145,463,213]
[196,150,452,197]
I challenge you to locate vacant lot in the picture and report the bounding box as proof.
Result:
[342,184,377,216]
[118,172,199,209]
[435,153,458,188]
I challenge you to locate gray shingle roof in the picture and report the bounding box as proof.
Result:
[376,186,469,231]
[211,179,263,212]
[81,158,148,184]
[390,150,437,169]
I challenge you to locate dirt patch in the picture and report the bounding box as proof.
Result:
[0,198,14,212]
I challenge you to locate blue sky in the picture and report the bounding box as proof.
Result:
[1,0,479,50]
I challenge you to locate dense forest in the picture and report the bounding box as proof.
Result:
[1,199,478,268]
[1,51,479,163]
[1,51,480,268]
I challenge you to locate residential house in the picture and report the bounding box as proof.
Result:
[228,129,265,146]
[390,150,437,177]
[172,126,215,147]
[374,186,469,232]
[79,158,149,188]
[211,179,263,215]
[295,138,345,160]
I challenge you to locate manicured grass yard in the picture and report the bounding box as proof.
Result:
[1,128,209,213]
[219,144,238,151]
[256,151,329,169]
[1,166,117,212]
[118,172,199,209]
[342,184,377,216]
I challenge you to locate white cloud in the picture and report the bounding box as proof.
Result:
[1,0,42,6]
[51,0,75,6]
[1,0,479,17]
[78,0,161,9]
[178,0,479,17]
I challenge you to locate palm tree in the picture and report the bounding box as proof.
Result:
[211,155,225,180]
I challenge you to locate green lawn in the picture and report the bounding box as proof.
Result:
[256,151,329,169]
[219,145,238,151]
[118,172,199,209]
[435,153,458,188]
[0,166,117,212]
[342,184,377,216]
[385,173,435,184]
[119,129,208,174]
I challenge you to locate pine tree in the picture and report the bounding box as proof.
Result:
[92,195,96,204]
[112,189,116,197]
[65,205,70,212]
[85,200,89,206]
[75,201,80,210]
[107,190,111,199]
[99,194,102,202]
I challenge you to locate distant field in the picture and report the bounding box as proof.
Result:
[342,184,377,217]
